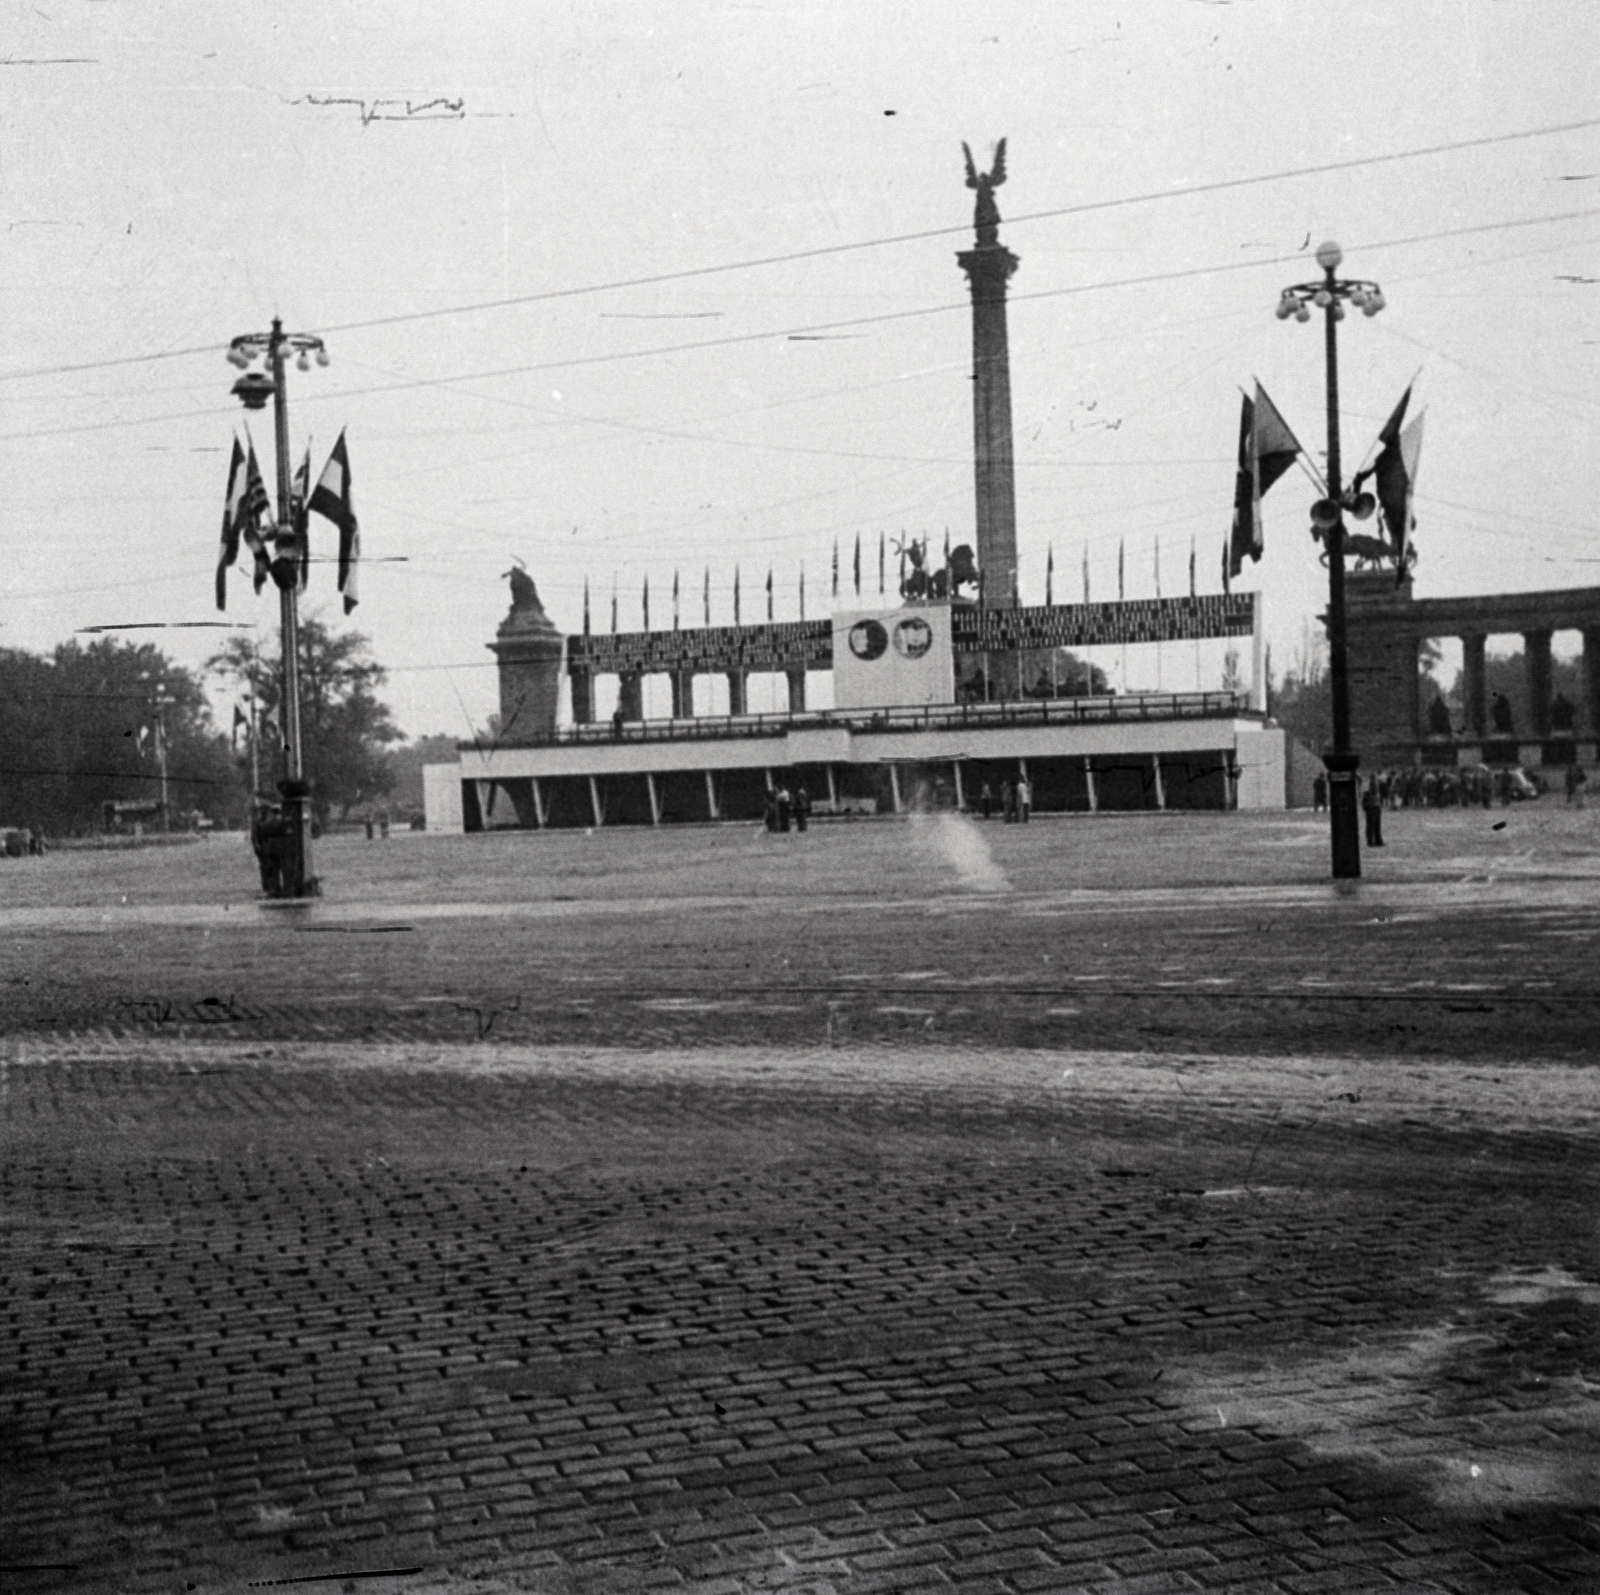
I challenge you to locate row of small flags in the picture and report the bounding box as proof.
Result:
[1224,379,1424,592]
[216,430,360,614]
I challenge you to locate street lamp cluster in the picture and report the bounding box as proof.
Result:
[226,317,329,898]
[1276,240,1388,880]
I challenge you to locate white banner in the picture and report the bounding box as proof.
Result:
[831,605,955,710]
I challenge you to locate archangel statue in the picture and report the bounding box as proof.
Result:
[962,138,1007,246]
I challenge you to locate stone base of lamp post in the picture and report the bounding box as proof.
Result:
[277,779,320,898]
[1323,750,1362,880]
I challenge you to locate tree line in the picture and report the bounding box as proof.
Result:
[1,617,451,836]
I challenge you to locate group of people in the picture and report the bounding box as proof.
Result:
[764,784,811,832]
[1314,764,1529,816]
[977,778,1032,822]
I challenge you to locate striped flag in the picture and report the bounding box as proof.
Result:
[215,438,247,610]
[1045,544,1054,606]
[308,431,360,613]
[241,436,272,595]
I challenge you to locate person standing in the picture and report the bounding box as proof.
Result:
[1001,779,1015,823]
[794,784,811,832]
[979,780,993,820]
[776,785,792,833]
[1017,774,1032,823]
[1312,772,1327,813]
[1362,775,1384,848]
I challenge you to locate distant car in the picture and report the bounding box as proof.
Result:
[1507,767,1541,800]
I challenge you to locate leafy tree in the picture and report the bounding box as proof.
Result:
[1269,630,1331,753]
[208,614,401,822]
[0,639,240,835]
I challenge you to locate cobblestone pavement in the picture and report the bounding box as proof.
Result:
[2,814,1597,1593]
[3,1038,1597,1594]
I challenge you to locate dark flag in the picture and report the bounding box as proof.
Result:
[1045,543,1054,606]
[610,576,618,634]
[831,540,839,599]
[1229,383,1302,580]
[853,534,861,597]
[215,438,247,610]
[734,565,741,625]
[672,569,680,630]
[643,574,650,630]
[1082,542,1090,604]
[583,578,592,636]
[308,430,360,613]
[1117,539,1124,602]
[291,443,311,592]
[241,437,272,594]
[766,567,773,621]
[799,563,806,621]
[703,566,710,626]
[1189,534,1197,599]
[878,532,885,595]
[1354,387,1425,585]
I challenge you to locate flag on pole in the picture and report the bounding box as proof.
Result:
[878,532,885,595]
[766,567,773,621]
[853,534,861,596]
[290,443,311,593]
[672,569,680,630]
[1082,543,1090,604]
[799,563,806,620]
[241,436,272,594]
[215,438,247,610]
[1117,539,1125,602]
[643,573,650,630]
[583,577,592,636]
[703,566,710,627]
[1354,387,1424,586]
[831,540,839,599]
[1229,383,1302,580]
[1189,535,1197,599]
[308,431,360,613]
[734,565,741,625]
[1045,543,1054,606]
[1221,536,1231,596]
[1154,538,1161,599]
[610,576,618,633]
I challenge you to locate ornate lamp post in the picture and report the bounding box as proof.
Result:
[1276,242,1385,880]
[226,318,329,897]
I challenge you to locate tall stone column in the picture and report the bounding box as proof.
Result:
[1462,634,1487,738]
[786,667,807,713]
[1524,629,1553,738]
[957,144,1021,701]
[726,671,747,716]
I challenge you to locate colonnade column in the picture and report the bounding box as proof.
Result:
[1583,629,1600,739]
[786,668,807,713]
[726,670,747,716]
[618,671,643,721]
[670,670,694,719]
[569,667,594,725]
[1524,629,1554,738]
[1462,634,1487,738]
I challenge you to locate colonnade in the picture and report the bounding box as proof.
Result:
[568,665,810,724]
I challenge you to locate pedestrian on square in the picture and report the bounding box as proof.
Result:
[980,780,993,820]
[1001,779,1015,822]
[763,789,777,832]
[1312,772,1327,812]
[1017,775,1032,823]
[611,705,625,739]
[365,816,375,840]
[28,825,45,856]
[1568,763,1588,809]
[794,784,811,832]
[776,786,792,833]
[1362,776,1384,848]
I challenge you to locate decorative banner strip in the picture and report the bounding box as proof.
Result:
[951,593,1256,652]
[564,594,1255,674]
[568,619,833,675]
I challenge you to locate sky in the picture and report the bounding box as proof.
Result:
[4,0,1598,737]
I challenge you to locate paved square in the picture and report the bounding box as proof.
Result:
[3,810,1597,1592]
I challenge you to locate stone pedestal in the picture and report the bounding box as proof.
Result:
[489,584,564,742]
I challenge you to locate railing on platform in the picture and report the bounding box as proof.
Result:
[481,691,1254,751]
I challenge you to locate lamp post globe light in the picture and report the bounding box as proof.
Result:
[227,317,329,898]
[1276,242,1385,881]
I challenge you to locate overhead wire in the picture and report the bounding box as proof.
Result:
[4,112,1597,385]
